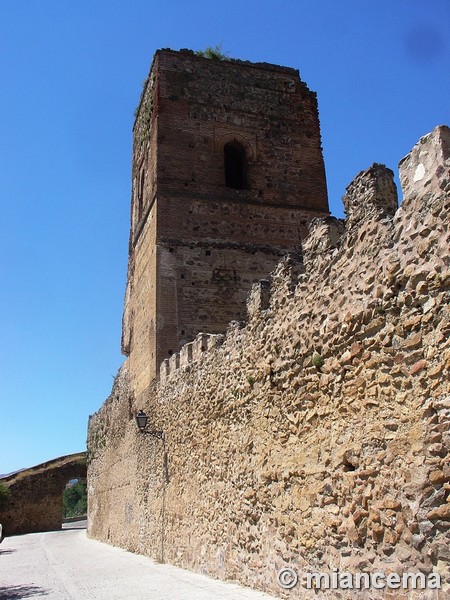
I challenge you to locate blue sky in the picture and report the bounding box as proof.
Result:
[1,1,449,475]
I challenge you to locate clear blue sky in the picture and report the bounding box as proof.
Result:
[1,1,448,474]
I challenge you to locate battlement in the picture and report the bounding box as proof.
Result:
[159,125,449,385]
[160,332,225,380]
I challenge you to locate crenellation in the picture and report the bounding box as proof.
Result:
[168,352,180,372]
[342,163,398,228]
[179,341,193,368]
[159,358,170,381]
[247,280,271,320]
[302,216,345,258]
[206,333,225,350]
[192,333,210,361]
[159,332,227,383]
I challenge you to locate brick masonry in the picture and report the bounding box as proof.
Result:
[122,49,329,400]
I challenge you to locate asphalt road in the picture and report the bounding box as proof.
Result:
[0,524,278,600]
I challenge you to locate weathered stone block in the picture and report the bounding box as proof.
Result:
[193,333,209,362]
[169,352,180,372]
[343,163,398,226]
[180,342,193,368]
[159,358,170,382]
[206,334,224,350]
[247,280,271,319]
[303,216,345,255]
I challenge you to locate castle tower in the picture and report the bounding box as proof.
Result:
[122,49,329,397]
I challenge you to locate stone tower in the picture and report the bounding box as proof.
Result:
[122,49,329,397]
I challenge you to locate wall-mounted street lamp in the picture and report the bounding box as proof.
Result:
[135,410,164,439]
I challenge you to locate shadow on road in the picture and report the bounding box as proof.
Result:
[0,585,49,599]
[0,549,16,555]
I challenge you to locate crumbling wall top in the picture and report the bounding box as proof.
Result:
[399,124,450,201]
[342,163,398,227]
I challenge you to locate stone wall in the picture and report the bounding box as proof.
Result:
[0,453,86,536]
[88,126,449,598]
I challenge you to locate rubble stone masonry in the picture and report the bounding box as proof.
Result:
[88,120,449,598]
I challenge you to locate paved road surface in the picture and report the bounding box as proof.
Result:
[0,524,278,599]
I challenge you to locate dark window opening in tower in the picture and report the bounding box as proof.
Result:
[224,142,247,189]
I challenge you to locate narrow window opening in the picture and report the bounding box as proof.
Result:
[138,169,145,218]
[224,142,247,189]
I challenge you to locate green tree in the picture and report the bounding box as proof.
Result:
[62,480,87,518]
[0,482,10,510]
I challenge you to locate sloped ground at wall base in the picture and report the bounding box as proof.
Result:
[0,452,87,535]
[88,126,450,599]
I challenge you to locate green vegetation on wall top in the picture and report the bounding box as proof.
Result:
[195,44,230,61]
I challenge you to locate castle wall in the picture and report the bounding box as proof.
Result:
[88,126,450,598]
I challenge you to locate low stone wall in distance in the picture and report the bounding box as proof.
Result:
[0,453,87,536]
